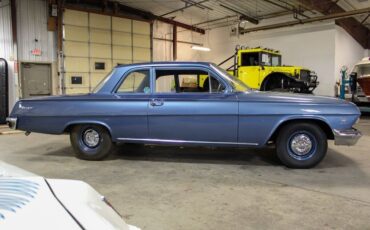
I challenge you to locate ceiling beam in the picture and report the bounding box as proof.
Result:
[297,0,370,49]
[262,0,310,19]
[193,15,237,26]
[219,4,259,25]
[160,0,209,17]
[239,7,370,36]
[64,0,205,34]
[361,14,370,24]
[156,16,205,34]
[181,0,213,11]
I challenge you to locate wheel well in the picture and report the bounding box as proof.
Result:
[260,73,289,91]
[269,119,334,143]
[63,123,112,137]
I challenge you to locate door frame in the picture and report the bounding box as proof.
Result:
[147,66,239,143]
[0,58,8,124]
[19,61,53,99]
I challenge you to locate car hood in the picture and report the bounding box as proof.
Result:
[0,162,138,230]
[237,91,350,104]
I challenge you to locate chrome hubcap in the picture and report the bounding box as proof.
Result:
[83,129,100,148]
[290,134,313,155]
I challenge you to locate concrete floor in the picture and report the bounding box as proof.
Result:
[1,117,370,230]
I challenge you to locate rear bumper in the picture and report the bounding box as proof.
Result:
[333,128,361,146]
[6,117,17,130]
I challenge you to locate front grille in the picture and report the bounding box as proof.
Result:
[300,70,311,82]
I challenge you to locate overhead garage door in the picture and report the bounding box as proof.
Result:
[63,9,152,94]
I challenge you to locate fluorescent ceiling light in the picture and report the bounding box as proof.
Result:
[191,45,211,52]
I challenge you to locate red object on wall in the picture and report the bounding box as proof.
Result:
[31,48,42,56]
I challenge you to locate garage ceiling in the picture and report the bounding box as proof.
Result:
[115,0,370,30]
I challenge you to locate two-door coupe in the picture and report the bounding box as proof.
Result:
[7,62,362,168]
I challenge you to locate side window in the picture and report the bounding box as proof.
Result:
[116,70,150,93]
[156,75,176,93]
[209,76,226,93]
[155,69,226,93]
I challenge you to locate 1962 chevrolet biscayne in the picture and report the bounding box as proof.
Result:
[7,62,362,168]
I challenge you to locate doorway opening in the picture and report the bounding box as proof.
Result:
[21,63,52,98]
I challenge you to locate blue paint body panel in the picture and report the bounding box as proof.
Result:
[9,62,361,147]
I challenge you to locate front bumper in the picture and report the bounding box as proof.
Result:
[6,117,17,130]
[333,128,361,146]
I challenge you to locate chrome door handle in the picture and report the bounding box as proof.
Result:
[150,99,164,106]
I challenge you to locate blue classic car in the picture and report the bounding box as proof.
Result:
[7,62,361,168]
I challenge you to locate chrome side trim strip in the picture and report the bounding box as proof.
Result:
[117,137,259,146]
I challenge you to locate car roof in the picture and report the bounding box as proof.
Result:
[115,61,213,69]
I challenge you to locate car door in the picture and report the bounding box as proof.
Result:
[112,68,151,139]
[148,66,238,144]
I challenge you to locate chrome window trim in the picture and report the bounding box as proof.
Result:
[112,67,152,94]
[152,66,231,94]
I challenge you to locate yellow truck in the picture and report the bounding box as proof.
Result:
[217,46,319,93]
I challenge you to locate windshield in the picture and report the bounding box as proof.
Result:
[92,69,115,93]
[210,64,249,92]
[353,64,370,76]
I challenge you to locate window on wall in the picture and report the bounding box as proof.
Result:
[116,70,150,93]
[155,69,226,93]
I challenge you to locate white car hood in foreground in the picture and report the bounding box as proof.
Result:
[0,162,139,230]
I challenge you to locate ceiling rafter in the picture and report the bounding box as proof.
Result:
[64,0,205,34]
[297,0,370,49]
[219,3,259,25]
[160,0,210,17]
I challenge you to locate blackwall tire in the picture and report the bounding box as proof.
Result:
[70,124,113,160]
[276,122,327,168]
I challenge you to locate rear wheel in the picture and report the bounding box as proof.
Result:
[70,124,113,160]
[276,122,327,168]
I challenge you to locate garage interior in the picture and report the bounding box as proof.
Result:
[1,0,370,229]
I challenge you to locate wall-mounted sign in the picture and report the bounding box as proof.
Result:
[31,48,42,56]
[51,4,58,17]
[71,76,82,84]
[95,62,105,70]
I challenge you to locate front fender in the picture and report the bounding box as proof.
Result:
[264,115,332,145]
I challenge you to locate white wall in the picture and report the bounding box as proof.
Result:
[335,26,366,79]
[0,0,13,60]
[0,0,16,112]
[366,49,370,57]
[17,0,56,62]
[200,22,337,96]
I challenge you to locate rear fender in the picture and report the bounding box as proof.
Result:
[63,120,112,136]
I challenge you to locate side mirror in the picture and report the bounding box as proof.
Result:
[260,65,265,70]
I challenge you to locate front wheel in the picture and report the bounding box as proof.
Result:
[276,122,327,168]
[70,124,113,160]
